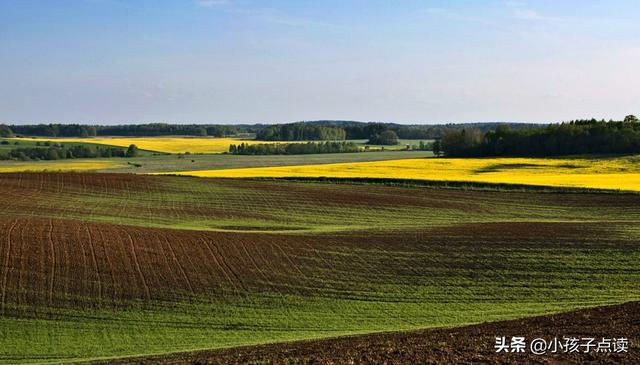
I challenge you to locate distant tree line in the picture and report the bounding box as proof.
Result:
[9,124,98,137]
[0,143,139,161]
[94,124,246,137]
[255,122,430,145]
[256,121,541,145]
[0,125,14,137]
[439,116,640,157]
[8,123,254,137]
[229,141,361,155]
[337,122,540,140]
[256,123,347,141]
[5,121,543,140]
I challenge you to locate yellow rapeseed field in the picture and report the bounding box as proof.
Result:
[0,160,124,173]
[10,137,283,154]
[167,155,640,191]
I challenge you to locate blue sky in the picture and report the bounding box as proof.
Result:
[0,0,638,124]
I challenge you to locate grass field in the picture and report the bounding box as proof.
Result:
[101,302,640,364]
[170,154,640,192]
[0,151,432,174]
[0,138,155,155]
[101,150,433,173]
[0,138,109,153]
[0,172,639,363]
[345,139,433,151]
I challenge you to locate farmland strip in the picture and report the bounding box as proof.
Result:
[95,227,117,301]
[150,231,180,292]
[270,241,307,281]
[238,239,270,287]
[122,227,151,300]
[161,233,195,295]
[86,226,102,301]
[1,219,18,314]
[47,219,56,306]
[199,237,241,293]
[15,219,26,306]
[209,240,247,293]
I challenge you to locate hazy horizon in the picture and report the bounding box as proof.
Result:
[1,0,638,124]
[1,119,585,127]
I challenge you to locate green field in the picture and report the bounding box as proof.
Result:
[0,136,432,175]
[0,138,156,156]
[101,150,433,173]
[350,138,433,151]
[0,173,639,363]
[0,150,432,174]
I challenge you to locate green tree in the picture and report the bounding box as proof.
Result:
[432,139,442,156]
[195,127,207,136]
[440,128,483,157]
[0,125,13,138]
[46,148,60,160]
[368,130,399,145]
[256,123,347,141]
[624,115,638,123]
[126,144,139,157]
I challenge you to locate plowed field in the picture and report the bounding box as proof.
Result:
[0,173,638,363]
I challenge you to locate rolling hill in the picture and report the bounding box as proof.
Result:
[0,172,639,363]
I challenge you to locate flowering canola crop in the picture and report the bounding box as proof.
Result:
[0,160,124,173]
[167,156,640,191]
[11,137,284,154]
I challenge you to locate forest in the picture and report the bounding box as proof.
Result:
[229,141,361,155]
[0,142,139,160]
[8,123,253,137]
[4,121,541,139]
[255,123,348,141]
[439,116,640,157]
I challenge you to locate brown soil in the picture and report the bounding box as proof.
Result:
[90,301,640,365]
[0,217,328,308]
[0,171,159,194]
[0,216,635,310]
[0,173,638,364]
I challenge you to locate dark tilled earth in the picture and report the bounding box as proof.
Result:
[92,301,639,365]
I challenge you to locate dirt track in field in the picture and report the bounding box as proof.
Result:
[90,301,640,365]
